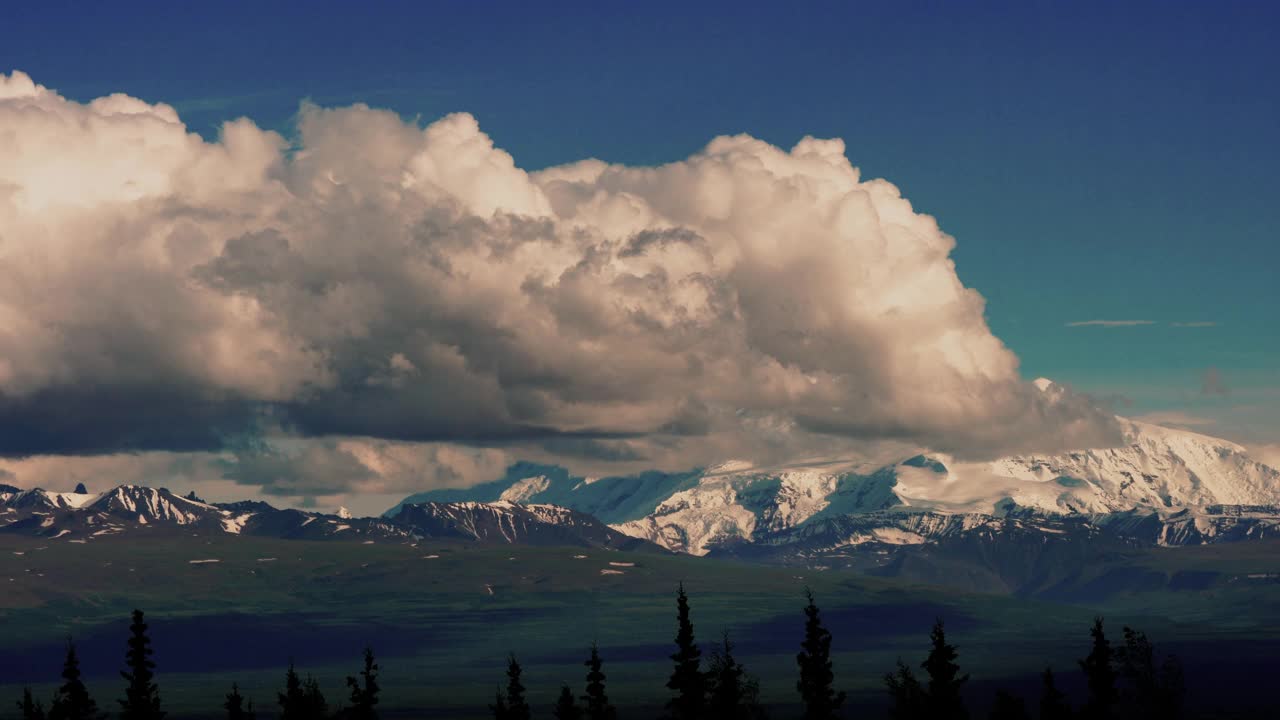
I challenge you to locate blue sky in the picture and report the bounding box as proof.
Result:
[4,1,1277,445]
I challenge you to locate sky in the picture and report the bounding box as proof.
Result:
[1,2,1277,514]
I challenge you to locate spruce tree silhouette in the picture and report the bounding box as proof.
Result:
[48,640,101,720]
[921,619,968,720]
[1115,627,1184,720]
[795,589,844,720]
[1038,668,1071,720]
[277,662,306,720]
[490,689,508,720]
[988,690,1030,720]
[666,583,705,720]
[17,687,46,720]
[345,647,380,720]
[553,685,581,720]
[503,654,530,720]
[705,632,763,720]
[581,643,616,720]
[884,659,925,720]
[301,676,327,720]
[1078,617,1118,720]
[224,684,256,720]
[119,609,164,720]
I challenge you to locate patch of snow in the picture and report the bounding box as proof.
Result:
[870,527,926,545]
[220,513,253,534]
[499,475,551,504]
[50,491,99,509]
[188,559,220,564]
[600,569,625,575]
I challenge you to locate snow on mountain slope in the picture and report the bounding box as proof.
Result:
[922,418,1280,515]
[0,484,410,541]
[0,481,643,548]
[388,414,1280,556]
[611,463,899,555]
[89,486,221,525]
[385,501,655,550]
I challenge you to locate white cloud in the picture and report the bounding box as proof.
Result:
[0,70,1120,487]
[1251,444,1280,472]
[1130,411,1217,428]
[1065,320,1156,327]
[0,439,512,516]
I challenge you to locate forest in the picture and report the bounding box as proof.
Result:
[13,587,1193,720]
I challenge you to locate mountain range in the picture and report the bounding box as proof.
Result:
[4,406,1279,595]
[0,484,647,550]
[387,415,1280,592]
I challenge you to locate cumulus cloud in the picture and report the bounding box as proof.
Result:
[219,439,510,499]
[1065,320,1156,327]
[1130,410,1217,428]
[1252,444,1280,472]
[0,70,1121,484]
[0,440,511,513]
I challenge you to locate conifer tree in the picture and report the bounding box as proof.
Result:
[224,684,256,720]
[988,691,1029,720]
[921,619,968,720]
[48,640,101,720]
[795,589,844,720]
[490,689,508,720]
[581,643,616,720]
[1078,617,1118,720]
[503,654,530,720]
[705,633,763,720]
[119,609,164,720]
[301,676,327,720]
[884,660,925,720]
[277,662,305,720]
[1115,627,1184,720]
[666,583,705,720]
[552,685,581,720]
[17,687,46,720]
[1038,667,1071,720]
[345,647,380,720]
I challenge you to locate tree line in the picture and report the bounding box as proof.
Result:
[14,589,1189,719]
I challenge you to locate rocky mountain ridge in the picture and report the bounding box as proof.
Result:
[0,485,646,550]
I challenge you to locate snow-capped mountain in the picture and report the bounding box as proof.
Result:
[0,484,656,551]
[0,485,394,540]
[389,501,654,550]
[389,416,1280,558]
